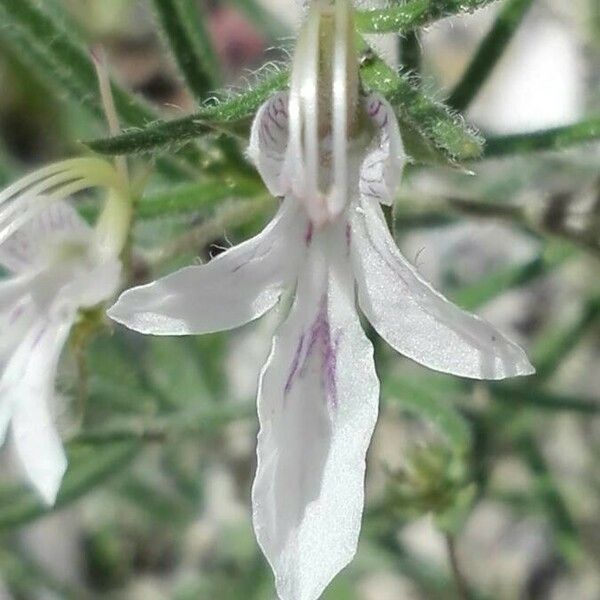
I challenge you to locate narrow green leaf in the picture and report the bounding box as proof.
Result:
[138,178,262,219]
[88,44,482,164]
[144,337,214,408]
[448,0,536,111]
[0,0,153,126]
[72,404,255,445]
[0,440,139,531]
[518,436,582,562]
[484,117,600,157]
[355,0,497,34]
[228,0,292,40]
[359,51,484,162]
[450,243,572,311]
[118,476,194,524]
[533,297,600,379]
[0,18,103,121]
[86,69,289,155]
[0,0,199,178]
[152,0,220,101]
[491,385,600,414]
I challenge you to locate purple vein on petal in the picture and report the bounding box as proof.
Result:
[32,325,47,349]
[284,294,339,409]
[8,303,26,326]
[284,332,305,395]
[304,222,314,246]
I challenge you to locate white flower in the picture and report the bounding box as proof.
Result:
[108,1,534,598]
[0,158,129,504]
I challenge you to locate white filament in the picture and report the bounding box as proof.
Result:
[301,7,320,208]
[330,0,349,218]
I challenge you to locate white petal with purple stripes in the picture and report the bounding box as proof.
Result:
[253,225,379,600]
[248,92,290,197]
[0,200,122,503]
[360,93,406,206]
[0,200,90,273]
[351,195,535,380]
[108,198,307,335]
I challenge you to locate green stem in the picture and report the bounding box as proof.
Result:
[448,0,536,111]
[71,404,255,446]
[152,0,219,101]
[518,436,581,561]
[355,0,497,34]
[484,118,600,157]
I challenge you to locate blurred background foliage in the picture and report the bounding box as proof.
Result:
[0,0,599,598]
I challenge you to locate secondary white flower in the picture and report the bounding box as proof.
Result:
[109,1,534,598]
[0,158,130,504]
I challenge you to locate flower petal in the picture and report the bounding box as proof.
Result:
[253,228,379,600]
[248,92,290,197]
[0,200,90,273]
[360,94,406,206]
[0,275,37,363]
[0,312,73,504]
[351,197,535,380]
[108,199,306,335]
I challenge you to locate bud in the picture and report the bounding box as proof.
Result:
[383,442,476,533]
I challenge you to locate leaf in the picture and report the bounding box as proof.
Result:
[86,69,289,155]
[144,337,214,408]
[450,243,573,311]
[0,440,139,531]
[228,0,292,40]
[89,50,482,166]
[532,296,600,379]
[359,51,484,162]
[484,118,600,157]
[448,0,536,111]
[152,0,220,101]
[0,0,199,178]
[491,385,600,414]
[518,436,582,562]
[0,0,153,126]
[137,178,263,219]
